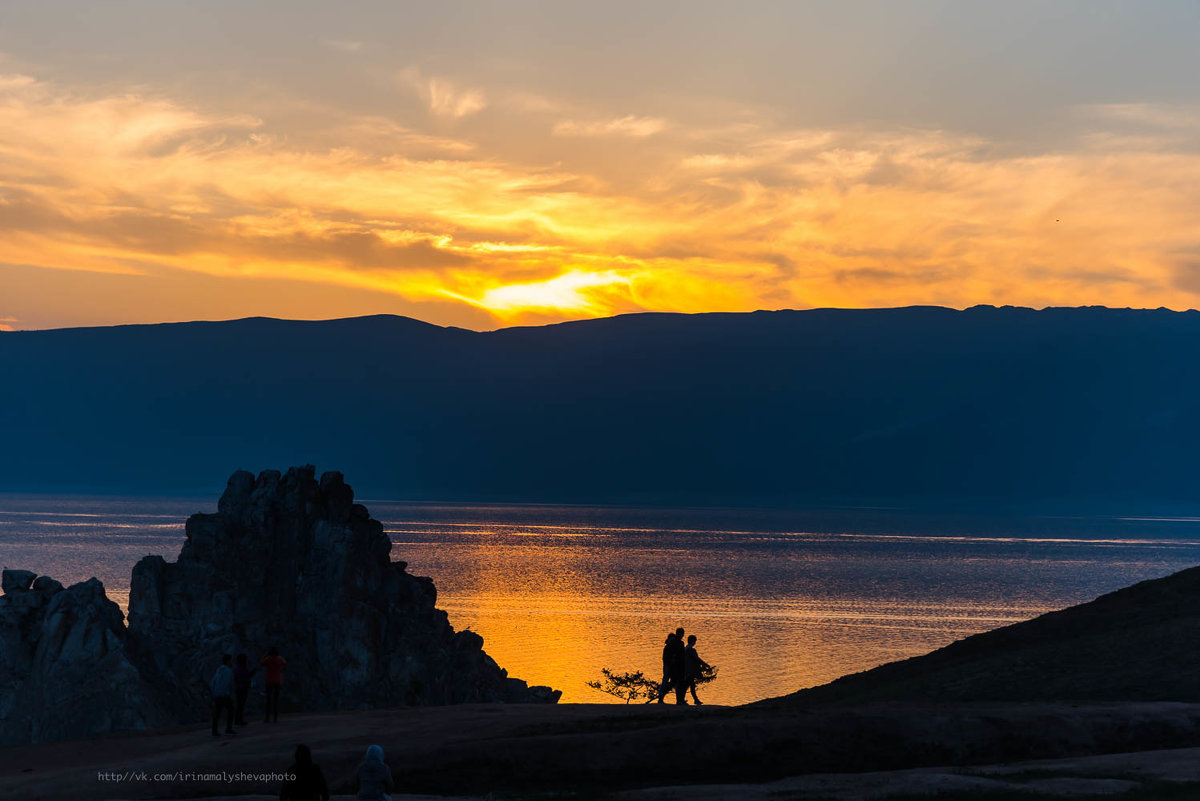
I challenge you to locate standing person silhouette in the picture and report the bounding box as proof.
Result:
[233,653,256,726]
[260,646,286,723]
[683,634,710,705]
[210,653,235,736]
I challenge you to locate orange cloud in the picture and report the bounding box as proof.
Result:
[552,115,667,138]
[5,70,1200,329]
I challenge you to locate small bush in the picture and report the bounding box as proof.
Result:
[585,668,660,704]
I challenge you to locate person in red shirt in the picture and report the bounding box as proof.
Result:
[260,646,286,723]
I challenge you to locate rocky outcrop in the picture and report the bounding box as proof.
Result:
[128,466,558,716]
[0,571,174,746]
[0,466,558,745]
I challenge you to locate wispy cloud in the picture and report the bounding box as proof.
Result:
[0,316,17,332]
[553,115,667,138]
[400,67,487,119]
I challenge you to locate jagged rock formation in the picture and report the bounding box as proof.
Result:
[0,571,174,745]
[128,466,558,715]
[0,466,558,745]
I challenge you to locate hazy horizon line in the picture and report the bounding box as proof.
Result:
[4,302,1199,336]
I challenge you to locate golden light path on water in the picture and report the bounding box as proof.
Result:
[5,498,1200,705]
[375,506,1200,704]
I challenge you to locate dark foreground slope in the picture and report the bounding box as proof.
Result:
[4,305,1200,505]
[766,564,1200,707]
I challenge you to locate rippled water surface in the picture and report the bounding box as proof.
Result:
[4,496,1200,705]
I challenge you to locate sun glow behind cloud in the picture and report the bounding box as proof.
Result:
[5,61,1200,330]
[449,270,632,317]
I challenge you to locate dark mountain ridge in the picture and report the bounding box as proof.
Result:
[3,305,1199,506]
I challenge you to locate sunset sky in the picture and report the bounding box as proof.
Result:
[3,1,1200,331]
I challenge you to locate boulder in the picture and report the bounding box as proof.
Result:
[1,569,35,594]
[32,576,64,595]
[0,575,172,745]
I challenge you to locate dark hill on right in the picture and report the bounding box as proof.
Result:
[764,563,1200,706]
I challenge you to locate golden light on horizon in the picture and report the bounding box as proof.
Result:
[450,270,633,318]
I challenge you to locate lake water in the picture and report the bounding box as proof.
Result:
[3,495,1200,705]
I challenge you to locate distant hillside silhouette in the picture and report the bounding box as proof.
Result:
[762,562,1200,705]
[3,305,1200,505]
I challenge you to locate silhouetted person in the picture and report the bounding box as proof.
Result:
[656,627,687,704]
[210,653,235,736]
[683,634,710,705]
[655,632,677,703]
[355,744,395,801]
[261,646,287,723]
[670,626,687,704]
[234,653,257,726]
[279,744,329,801]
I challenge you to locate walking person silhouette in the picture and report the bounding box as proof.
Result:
[682,634,710,705]
[656,627,687,704]
[655,631,676,703]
